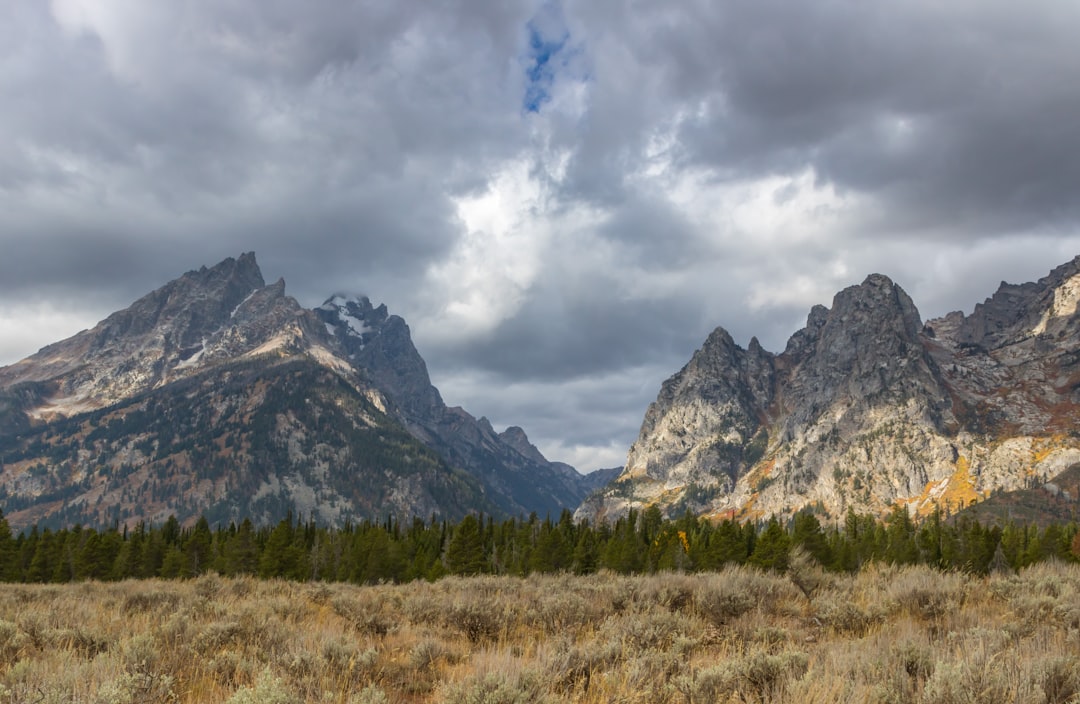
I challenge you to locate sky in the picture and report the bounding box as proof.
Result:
[3,0,1080,472]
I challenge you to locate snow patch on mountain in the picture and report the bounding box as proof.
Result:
[340,313,371,338]
[230,289,258,318]
[176,337,208,369]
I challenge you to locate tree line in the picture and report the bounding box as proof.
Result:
[0,504,1077,584]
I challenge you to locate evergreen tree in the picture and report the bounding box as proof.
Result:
[999,521,1025,570]
[183,516,214,576]
[446,514,486,575]
[0,510,18,581]
[571,528,599,575]
[749,517,790,571]
[140,529,167,577]
[601,511,645,574]
[51,527,80,583]
[159,545,186,579]
[530,517,572,573]
[916,507,945,568]
[791,511,832,565]
[224,518,260,576]
[27,528,55,583]
[260,515,304,579]
[701,519,749,569]
[884,505,918,565]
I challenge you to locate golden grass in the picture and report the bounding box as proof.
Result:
[0,562,1078,703]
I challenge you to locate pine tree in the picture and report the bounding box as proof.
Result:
[27,528,54,583]
[446,514,486,575]
[183,516,214,576]
[791,511,831,565]
[602,512,645,574]
[224,518,260,576]
[0,510,18,582]
[701,519,748,569]
[260,516,302,579]
[884,505,918,565]
[159,545,185,578]
[749,517,790,572]
[571,528,599,575]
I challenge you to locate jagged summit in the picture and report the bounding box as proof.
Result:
[935,254,1080,352]
[582,258,1080,523]
[0,253,598,529]
[0,252,323,418]
[318,294,382,346]
[499,426,549,465]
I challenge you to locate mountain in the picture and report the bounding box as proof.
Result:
[580,257,1080,522]
[0,254,593,530]
[312,294,600,516]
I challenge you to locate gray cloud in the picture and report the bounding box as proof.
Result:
[3,0,1080,471]
[434,278,708,382]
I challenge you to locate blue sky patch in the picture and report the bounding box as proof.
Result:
[522,9,570,113]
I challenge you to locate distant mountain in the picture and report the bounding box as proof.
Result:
[0,254,594,529]
[312,294,601,517]
[580,256,1080,522]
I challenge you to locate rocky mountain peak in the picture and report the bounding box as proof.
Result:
[781,274,926,394]
[499,426,548,465]
[584,257,1080,525]
[828,274,921,338]
[317,294,381,344]
[1,253,601,528]
[94,252,267,350]
[310,289,595,516]
[0,253,325,417]
[316,294,443,420]
[938,255,1080,351]
[782,304,829,359]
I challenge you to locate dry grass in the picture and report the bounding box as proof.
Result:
[0,563,1078,703]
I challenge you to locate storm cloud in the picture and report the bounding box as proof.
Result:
[3,0,1080,470]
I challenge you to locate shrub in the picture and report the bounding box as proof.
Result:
[600,611,699,653]
[349,685,390,704]
[440,671,545,704]
[695,580,755,626]
[885,568,966,621]
[1036,657,1080,704]
[814,593,882,636]
[446,598,504,644]
[224,667,296,704]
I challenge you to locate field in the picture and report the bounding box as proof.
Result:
[0,560,1079,703]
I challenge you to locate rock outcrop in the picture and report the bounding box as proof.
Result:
[581,257,1080,522]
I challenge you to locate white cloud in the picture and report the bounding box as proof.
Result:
[0,302,100,363]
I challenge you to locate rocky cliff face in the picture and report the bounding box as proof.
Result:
[0,254,333,417]
[0,254,593,529]
[314,295,598,517]
[581,257,1080,522]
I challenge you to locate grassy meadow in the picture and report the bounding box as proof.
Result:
[0,560,1079,703]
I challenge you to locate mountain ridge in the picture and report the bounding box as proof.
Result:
[0,254,595,529]
[580,256,1080,523]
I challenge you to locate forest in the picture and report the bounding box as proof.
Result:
[1,504,1078,584]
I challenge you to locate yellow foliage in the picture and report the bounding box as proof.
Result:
[938,456,980,512]
[911,456,981,517]
[1032,434,1068,464]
